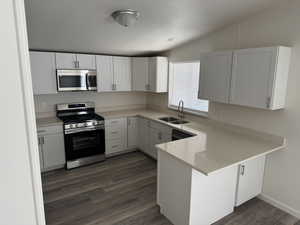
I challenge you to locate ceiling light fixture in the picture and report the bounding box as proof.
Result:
[111,9,140,27]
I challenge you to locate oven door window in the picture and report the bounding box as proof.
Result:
[65,129,105,160]
[58,75,87,90]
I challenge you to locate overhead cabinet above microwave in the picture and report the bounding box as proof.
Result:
[198,46,291,110]
[56,53,96,70]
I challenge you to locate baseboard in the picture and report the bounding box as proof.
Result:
[258,194,300,219]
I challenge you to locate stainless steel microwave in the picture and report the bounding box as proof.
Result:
[56,69,97,92]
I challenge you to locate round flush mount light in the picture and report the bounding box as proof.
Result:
[111,9,140,27]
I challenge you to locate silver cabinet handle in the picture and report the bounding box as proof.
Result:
[112,145,119,148]
[158,132,162,140]
[240,165,245,176]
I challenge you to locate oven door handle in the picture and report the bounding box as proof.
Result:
[65,126,104,134]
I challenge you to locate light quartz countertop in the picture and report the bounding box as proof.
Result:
[36,117,63,128]
[99,109,286,175]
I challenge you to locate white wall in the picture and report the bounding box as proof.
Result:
[0,0,43,224]
[35,92,147,117]
[149,0,300,217]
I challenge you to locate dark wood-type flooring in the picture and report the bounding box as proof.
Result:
[42,151,299,225]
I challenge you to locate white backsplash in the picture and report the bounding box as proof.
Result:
[34,92,147,118]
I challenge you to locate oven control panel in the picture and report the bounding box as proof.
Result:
[64,120,104,131]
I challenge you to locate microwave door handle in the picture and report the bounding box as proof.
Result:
[85,73,89,90]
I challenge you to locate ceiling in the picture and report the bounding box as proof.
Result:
[25,0,282,56]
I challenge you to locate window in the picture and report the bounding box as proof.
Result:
[168,61,209,114]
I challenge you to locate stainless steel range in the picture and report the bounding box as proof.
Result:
[56,102,105,169]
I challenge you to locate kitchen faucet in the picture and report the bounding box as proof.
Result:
[178,100,184,119]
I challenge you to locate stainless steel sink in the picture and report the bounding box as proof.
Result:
[159,117,189,125]
[158,117,179,122]
[170,120,189,125]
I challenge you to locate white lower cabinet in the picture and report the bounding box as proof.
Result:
[105,116,172,159]
[127,117,138,148]
[235,155,266,206]
[138,117,150,155]
[138,118,172,159]
[158,150,238,225]
[105,118,128,156]
[37,125,65,172]
[158,152,267,225]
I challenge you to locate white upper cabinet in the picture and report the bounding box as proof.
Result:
[56,53,96,69]
[76,54,96,69]
[55,53,77,69]
[113,56,132,91]
[29,51,57,95]
[96,55,114,92]
[230,47,291,110]
[148,57,168,93]
[132,57,149,91]
[199,51,233,103]
[199,46,291,110]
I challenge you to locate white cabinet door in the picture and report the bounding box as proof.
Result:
[230,47,291,110]
[148,122,172,159]
[235,156,266,206]
[96,55,114,92]
[132,57,149,91]
[127,117,138,148]
[42,133,65,170]
[149,127,159,159]
[199,51,233,103]
[55,53,77,69]
[138,117,150,154]
[76,54,96,69]
[230,48,277,109]
[149,57,168,93]
[29,51,57,95]
[113,56,132,91]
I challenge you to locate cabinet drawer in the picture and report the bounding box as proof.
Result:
[106,139,124,155]
[105,118,125,127]
[105,129,123,140]
[37,125,63,135]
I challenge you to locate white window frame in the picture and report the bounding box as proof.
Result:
[168,60,209,118]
